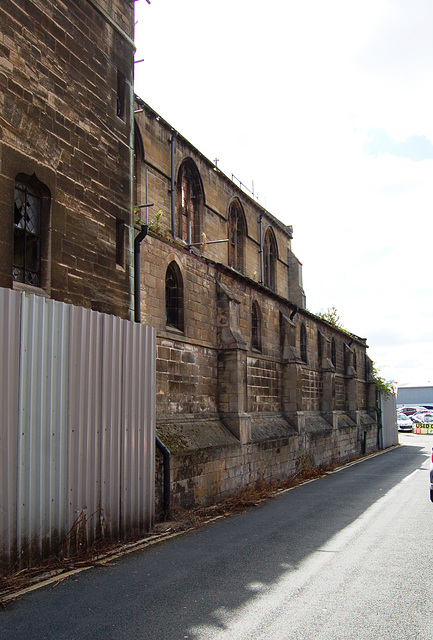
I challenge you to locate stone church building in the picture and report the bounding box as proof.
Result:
[0,0,377,512]
[133,99,377,508]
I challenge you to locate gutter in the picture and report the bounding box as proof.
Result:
[134,225,148,322]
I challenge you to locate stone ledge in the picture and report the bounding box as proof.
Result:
[156,416,238,453]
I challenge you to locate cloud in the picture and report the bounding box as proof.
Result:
[363,129,433,161]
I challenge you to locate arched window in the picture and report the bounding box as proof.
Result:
[318,331,322,368]
[176,159,203,244]
[263,227,277,290]
[134,119,145,208]
[165,262,184,331]
[251,301,261,352]
[331,338,336,368]
[300,323,307,364]
[228,199,246,272]
[364,353,371,380]
[13,173,50,287]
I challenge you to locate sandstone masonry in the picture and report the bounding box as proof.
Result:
[134,99,378,511]
[0,0,134,317]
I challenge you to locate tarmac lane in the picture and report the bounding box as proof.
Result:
[1,433,432,640]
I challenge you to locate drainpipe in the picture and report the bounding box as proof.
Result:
[134,224,148,323]
[259,211,264,285]
[156,436,171,515]
[170,130,178,236]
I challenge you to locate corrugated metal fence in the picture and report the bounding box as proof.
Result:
[0,288,156,569]
[378,392,398,449]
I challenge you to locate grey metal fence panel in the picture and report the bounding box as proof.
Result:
[121,320,156,538]
[0,289,21,567]
[379,392,398,448]
[16,294,71,559]
[100,313,123,539]
[68,304,104,549]
[0,288,155,568]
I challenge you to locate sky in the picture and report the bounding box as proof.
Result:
[134,0,433,388]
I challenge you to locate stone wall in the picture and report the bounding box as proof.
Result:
[0,0,134,317]
[155,416,377,511]
[134,98,378,510]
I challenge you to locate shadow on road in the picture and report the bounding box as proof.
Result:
[1,440,430,640]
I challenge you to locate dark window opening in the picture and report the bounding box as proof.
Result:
[251,301,261,352]
[331,338,336,368]
[300,323,307,364]
[165,262,184,331]
[176,160,203,244]
[228,200,246,272]
[116,220,125,267]
[13,179,43,286]
[264,228,277,290]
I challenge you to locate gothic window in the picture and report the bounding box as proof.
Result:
[13,174,50,287]
[228,199,246,272]
[165,261,184,331]
[263,227,277,290]
[134,119,145,208]
[251,301,261,352]
[300,323,307,364]
[176,159,203,244]
[331,338,336,368]
[318,331,322,368]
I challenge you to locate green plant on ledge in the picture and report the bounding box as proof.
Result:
[134,207,163,233]
[149,209,163,233]
[316,306,344,328]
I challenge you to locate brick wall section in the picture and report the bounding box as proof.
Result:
[247,356,281,413]
[157,338,218,415]
[0,0,134,316]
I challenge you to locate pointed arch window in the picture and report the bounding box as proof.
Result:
[251,301,262,352]
[165,261,184,331]
[228,199,246,272]
[318,330,322,368]
[13,174,50,287]
[176,159,203,244]
[134,119,145,208]
[331,338,336,368]
[300,323,307,364]
[263,227,277,290]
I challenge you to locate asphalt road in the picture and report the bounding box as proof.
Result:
[2,434,433,640]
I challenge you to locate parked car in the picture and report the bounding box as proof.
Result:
[411,412,433,425]
[399,406,428,416]
[397,413,413,431]
[430,448,433,502]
